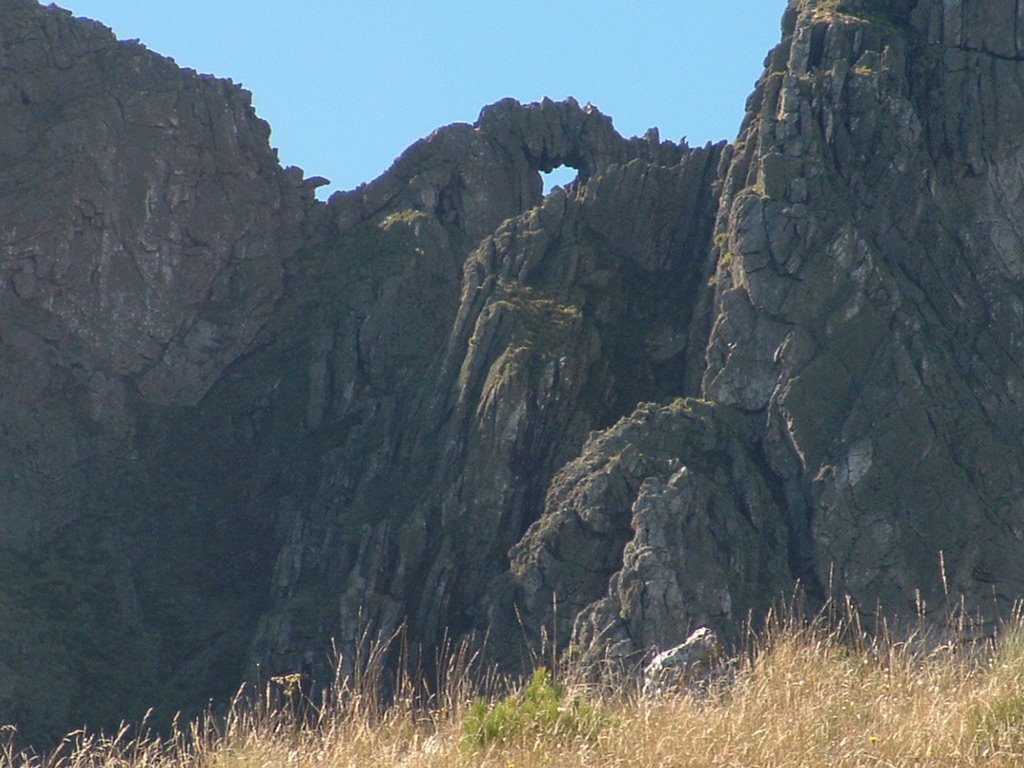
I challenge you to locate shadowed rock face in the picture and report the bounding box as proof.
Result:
[6,0,1024,747]
[247,95,724,683]
[0,0,315,739]
[704,0,1024,632]
[508,0,1024,661]
[0,0,311,548]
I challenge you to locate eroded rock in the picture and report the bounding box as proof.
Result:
[643,627,723,697]
[9,0,1024,749]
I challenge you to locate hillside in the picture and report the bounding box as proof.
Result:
[3,0,1024,744]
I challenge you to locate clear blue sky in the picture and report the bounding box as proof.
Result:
[55,1,789,198]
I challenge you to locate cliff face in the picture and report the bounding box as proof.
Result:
[0,0,306,544]
[246,97,724,680]
[706,0,1024,632]
[511,0,1024,658]
[0,0,312,738]
[6,0,1024,745]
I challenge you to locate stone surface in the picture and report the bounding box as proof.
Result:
[8,0,1024,750]
[504,399,792,664]
[0,0,313,741]
[246,98,724,686]
[701,0,1024,637]
[643,627,723,697]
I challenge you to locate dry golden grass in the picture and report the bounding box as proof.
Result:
[8,612,1024,768]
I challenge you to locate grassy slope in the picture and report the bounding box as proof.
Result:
[8,614,1024,767]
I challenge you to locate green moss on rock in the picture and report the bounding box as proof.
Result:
[813,0,913,30]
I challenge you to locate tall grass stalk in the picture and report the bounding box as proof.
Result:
[7,610,1024,767]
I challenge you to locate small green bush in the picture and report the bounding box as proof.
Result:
[460,668,605,749]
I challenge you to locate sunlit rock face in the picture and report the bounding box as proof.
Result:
[7,0,1024,749]
[697,0,1024,641]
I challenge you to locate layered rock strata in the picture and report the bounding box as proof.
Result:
[5,0,1024,747]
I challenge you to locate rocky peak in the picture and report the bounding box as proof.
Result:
[0,0,317,739]
[704,0,1024,633]
[506,0,1024,664]
[329,96,685,250]
[247,97,722,687]
[1,0,315,409]
[8,0,1024,750]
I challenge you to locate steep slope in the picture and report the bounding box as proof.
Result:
[705,0,1024,635]
[0,0,725,739]
[245,98,725,680]
[8,0,1024,749]
[510,0,1024,662]
[0,0,315,741]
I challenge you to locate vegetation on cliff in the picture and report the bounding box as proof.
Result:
[10,0,1024,749]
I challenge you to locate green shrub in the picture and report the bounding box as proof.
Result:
[460,668,605,749]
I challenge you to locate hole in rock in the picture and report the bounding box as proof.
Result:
[541,164,579,195]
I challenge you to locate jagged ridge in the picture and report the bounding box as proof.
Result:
[5,0,1024,748]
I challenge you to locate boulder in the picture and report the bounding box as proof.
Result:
[643,627,723,697]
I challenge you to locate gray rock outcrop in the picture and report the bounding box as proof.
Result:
[643,627,722,697]
[7,0,1024,748]
[705,0,1024,634]
[0,0,313,739]
[504,0,1024,667]
[247,96,723,682]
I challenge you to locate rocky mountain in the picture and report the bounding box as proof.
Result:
[3,0,1024,745]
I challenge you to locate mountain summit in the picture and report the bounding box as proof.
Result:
[3,0,1024,743]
